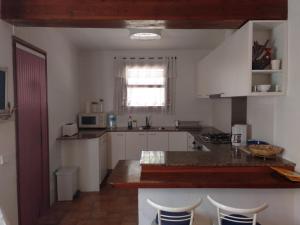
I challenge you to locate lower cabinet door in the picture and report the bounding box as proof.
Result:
[99,134,108,183]
[125,132,147,160]
[108,132,126,169]
[147,132,169,151]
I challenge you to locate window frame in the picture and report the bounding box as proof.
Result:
[124,64,168,111]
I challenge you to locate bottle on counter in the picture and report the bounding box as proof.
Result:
[132,120,137,128]
[91,101,99,113]
[99,99,104,113]
[128,115,133,129]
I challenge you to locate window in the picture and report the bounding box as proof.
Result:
[126,65,166,107]
[114,57,177,114]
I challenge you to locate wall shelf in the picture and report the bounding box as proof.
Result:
[250,92,284,96]
[196,20,287,98]
[252,69,282,74]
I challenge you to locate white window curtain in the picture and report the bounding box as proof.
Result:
[113,56,177,114]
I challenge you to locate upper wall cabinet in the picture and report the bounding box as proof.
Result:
[196,20,287,98]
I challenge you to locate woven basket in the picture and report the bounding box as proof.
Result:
[248,144,284,158]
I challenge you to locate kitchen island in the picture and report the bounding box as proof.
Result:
[108,148,300,225]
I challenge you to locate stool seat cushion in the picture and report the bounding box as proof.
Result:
[222,214,261,225]
[154,211,191,225]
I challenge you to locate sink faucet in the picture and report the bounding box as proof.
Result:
[145,116,151,128]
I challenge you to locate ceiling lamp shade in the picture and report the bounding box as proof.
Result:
[129,29,162,40]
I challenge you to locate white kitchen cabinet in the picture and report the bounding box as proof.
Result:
[147,132,169,151]
[61,138,101,192]
[168,132,188,151]
[197,20,287,97]
[99,134,107,183]
[125,132,147,160]
[107,132,126,169]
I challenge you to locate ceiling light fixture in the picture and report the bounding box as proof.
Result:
[129,29,162,40]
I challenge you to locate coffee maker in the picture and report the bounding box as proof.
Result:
[231,124,248,147]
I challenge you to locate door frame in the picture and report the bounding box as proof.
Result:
[12,36,50,223]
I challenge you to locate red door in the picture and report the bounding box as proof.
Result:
[14,38,49,225]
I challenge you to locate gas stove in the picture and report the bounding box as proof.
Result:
[199,133,231,144]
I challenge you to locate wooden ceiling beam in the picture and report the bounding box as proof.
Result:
[1,0,287,29]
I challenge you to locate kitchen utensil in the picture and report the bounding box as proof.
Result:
[247,140,269,145]
[271,167,300,182]
[256,84,271,92]
[271,59,281,70]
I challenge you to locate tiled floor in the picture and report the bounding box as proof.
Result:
[38,183,138,225]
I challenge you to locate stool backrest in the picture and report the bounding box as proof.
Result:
[207,196,268,225]
[0,208,9,225]
[147,198,202,225]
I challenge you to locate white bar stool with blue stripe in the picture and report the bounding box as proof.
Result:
[147,198,211,225]
[0,207,9,225]
[207,196,268,225]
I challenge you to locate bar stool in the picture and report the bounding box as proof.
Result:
[207,196,268,225]
[147,198,211,225]
[0,208,9,225]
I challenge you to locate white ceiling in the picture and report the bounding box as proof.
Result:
[57,28,233,51]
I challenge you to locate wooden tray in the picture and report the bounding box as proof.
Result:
[271,167,300,182]
[248,145,284,158]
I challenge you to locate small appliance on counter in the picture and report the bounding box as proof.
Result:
[231,124,248,147]
[62,123,78,136]
[78,113,107,128]
[107,113,117,129]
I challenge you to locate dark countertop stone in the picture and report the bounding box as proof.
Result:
[107,160,300,189]
[57,126,210,140]
[140,149,295,168]
[57,129,106,140]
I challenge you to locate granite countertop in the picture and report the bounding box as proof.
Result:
[57,126,210,140]
[140,148,295,168]
[57,129,107,140]
[108,160,300,189]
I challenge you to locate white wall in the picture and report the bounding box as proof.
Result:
[211,98,232,133]
[246,0,300,223]
[14,27,81,204]
[79,50,213,127]
[0,21,81,225]
[0,20,19,225]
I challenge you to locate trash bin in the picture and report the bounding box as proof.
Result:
[56,167,79,201]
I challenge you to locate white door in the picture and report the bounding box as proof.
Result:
[125,132,147,160]
[107,132,126,169]
[169,132,188,151]
[147,132,169,151]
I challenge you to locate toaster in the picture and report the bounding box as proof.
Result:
[62,123,78,137]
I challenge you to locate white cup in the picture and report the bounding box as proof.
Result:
[271,59,281,70]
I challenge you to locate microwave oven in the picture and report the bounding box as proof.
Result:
[78,113,107,128]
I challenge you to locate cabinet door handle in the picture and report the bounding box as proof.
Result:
[148,133,156,135]
[138,133,145,136]
[117,134,123,136]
